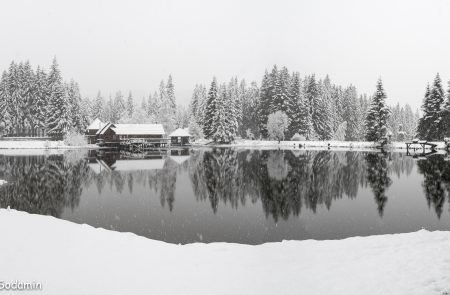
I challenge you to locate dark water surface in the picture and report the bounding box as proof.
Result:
[1,148,450,244]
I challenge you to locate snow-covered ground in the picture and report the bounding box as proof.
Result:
[0,140,96,149]
[1,209,449,295]
[193,139,448,150]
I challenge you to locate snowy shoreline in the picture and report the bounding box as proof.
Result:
[0,139,447,151]
[193,139,448,151]
[0,140,97,150]
[1,208,449,295]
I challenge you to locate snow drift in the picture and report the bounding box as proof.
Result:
[0,209,449,295]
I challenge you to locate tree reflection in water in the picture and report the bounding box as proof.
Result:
[416,154,450,218]
[0,150,90,217]
[2,148,448,222]
[189,149,410,221]
[364,153,392,217]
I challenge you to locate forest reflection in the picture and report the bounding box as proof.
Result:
[0,149,449,221]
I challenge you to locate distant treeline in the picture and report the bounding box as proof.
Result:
[0,58,187,137]
[189,65,420,142]
[0,59,431,141]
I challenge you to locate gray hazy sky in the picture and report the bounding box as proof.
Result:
[1,0,449,109]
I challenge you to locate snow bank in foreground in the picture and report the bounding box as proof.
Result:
[0,140,95,149]
[1,209,449,295]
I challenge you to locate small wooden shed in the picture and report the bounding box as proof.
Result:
[169,128,191,146]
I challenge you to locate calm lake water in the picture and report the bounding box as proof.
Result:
[1,148,450,244]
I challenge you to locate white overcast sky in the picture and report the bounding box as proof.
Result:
[1,0,449,109]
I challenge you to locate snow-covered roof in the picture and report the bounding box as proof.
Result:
[96,123,165,136]
[111,159,165,171]
[169,128,191,137]
[87,118,104,130]
[112,124,165,136]
[96,122,114,135]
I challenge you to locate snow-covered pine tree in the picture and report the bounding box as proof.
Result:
[14,62,26,133]
[92,91,106,121]
[213,84,234,143]
[126,91,134,119]
[286,72,302,139]
[365,100,378,142]
[141,96,148,114]
[113,91,126,123]
[188,119,203,140]
[258,70,271,138]
[146,93,154,119]
[34,67,49,132]
[387,103,401,140]
[241,81,260,138]
[203,77,218,139]
[317,77,333,140]
[175,105,190,128]
[342,85,360,141]
[158,79,176,133]
[321,75,334,134]
[277,67,291,115]
[189,84,208,129]
[236,79,247,136]
[358,94,370,139]
[104,96,114,122]
[150,91,161,123]
[212,84,229,143]
[297,78,314,139]
[66,80,84,132]
[6,62,22,135]
[438,81,450,138]
[196,84,207,128]
[166,75,176,114]
[365,78,390,141]
[79,97,92,128]
[268,65,279,115]
[402,104,415,140]
[307,76,332,140]
[21,61,36,134]
[46,58,70,138]
[416,84,432,139]
[189,84,200,124]
[305,74,328,139]
[227,77,240,137]
[331,85,345,133]
[0,71,10,134]
[428,73,445,140]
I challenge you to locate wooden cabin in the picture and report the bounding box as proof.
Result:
[96,123,166,146]
[169,128,191,146]
[85,118,105,144]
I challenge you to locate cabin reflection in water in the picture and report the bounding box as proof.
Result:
[87,149,190,173]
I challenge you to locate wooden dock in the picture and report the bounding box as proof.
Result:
[119,138,171,153]
[405,140,437,154]
[98,138,171,153]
